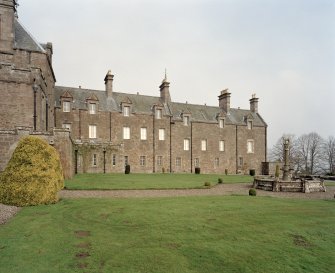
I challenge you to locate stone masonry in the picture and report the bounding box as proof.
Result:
[0,1,268,178]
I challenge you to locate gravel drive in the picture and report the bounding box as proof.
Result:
[1,184,334,225]
[0,204,21,225]
[60,183,335,200]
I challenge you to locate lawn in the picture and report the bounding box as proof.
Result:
[0,196,334,273]
[64,173,253,190]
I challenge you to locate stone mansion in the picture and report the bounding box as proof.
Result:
[0,1,267,178]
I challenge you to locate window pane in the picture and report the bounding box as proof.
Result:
[201,140,207,151]
[159,129,165,140]
[184,139,190,150]
[89,103,96,114]
[219,119,224,128]
[219,140,225,151]
[123,127,130,139]
[89,125,96,138]
[156,109,162,119]
[140,128,147,140]
[123,106,130,116]
[63,101,70,112]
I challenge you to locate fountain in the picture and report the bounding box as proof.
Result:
[253,138,326,193]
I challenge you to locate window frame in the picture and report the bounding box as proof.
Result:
[112,154,116,166]
[123,127,130,140]
[247,120,253,130]
[89,103,97,114]
[62,123,71,131]
[201,140,207,151]
[140,155,146,167]
[156,108,162,119]
[92,154,97,167]
[157,156,163,166]
[219,140,225,152]
[63,101,71,112]
[140,127,147,140]
[123,106,130,117]
[219,119,225,128]
[159,128,165,141]
[183,115,190,126]
[184,139,190,151]
[176,157,182,167]
[89,125,97,139]
[247,140,254,154]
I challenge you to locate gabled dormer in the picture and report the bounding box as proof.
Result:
[216,111,227,128]
[86,94,99,114]
[60,91,73,112]
[181,110,191,126]
[120,96,132,116]
[245,114,254,129]
[153,102,164,119]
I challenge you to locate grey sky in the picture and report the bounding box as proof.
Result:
[19,0,335,147]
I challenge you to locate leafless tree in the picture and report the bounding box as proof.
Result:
[296,132,323,174]
[322,136,335,175]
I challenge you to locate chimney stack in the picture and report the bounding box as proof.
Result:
[218,89,231,113]
[249,93,259,113]
[104,70,114,97]
[159,70,171,103]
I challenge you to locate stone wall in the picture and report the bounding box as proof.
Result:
[0,127,73,179]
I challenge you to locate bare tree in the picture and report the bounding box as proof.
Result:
[296,132,323,174]
[323,136,335,175]
[269,134,302,171]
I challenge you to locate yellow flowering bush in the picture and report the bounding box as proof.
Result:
[0,136,64,206]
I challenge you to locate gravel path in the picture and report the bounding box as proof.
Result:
[0,204,21,225]
[1,184,334,225]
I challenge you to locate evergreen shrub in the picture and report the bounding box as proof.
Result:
[249,169,255,176]
[218,178,223,184]
[204,181,211,187]
[125,165,131,174]
[249,188,257,196]
[0,136,64,206]
[195,167,201,174]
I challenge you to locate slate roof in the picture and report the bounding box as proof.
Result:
[54,86,267,127]
[14,18,45,52]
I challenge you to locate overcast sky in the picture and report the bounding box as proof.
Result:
[19,0,335,147]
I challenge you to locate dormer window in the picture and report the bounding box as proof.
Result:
[219,119,225,128]
[247,120,253,130]
[89,103,96,114]
[183,115,190,126]
[63,101,71,112]
[123,106,130,117]
[156,108,162,119]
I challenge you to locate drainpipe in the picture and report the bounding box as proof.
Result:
[33,83,38,131]
[74,149,78,174]
[109,112,112,142]
[103,149,106,173]
[152,113,156,173]
[79,109,82,139]
[46,97,49,131]
[190,121,193,173]
[169,116,173,173]
[265,125,268,162]
[236,125,238,174]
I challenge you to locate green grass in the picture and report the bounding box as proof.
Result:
[0,196,334,273]
[64,173,253,190]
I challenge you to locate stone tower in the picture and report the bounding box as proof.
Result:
[0,0,16,52]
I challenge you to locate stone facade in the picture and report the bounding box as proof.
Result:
[0,1,268,178]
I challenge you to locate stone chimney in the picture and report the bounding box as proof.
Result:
[45,42,53,63]
[218,89,231,113]
[249,93,259,113]
[0,0,16,52]
[104,70,114,97]
[159,71,171,103]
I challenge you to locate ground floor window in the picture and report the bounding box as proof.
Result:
[124,156,129,166]
[140,156,146,166]
[92,154,97,167]
[176,157,181,167]
[157,156,163,166]
[215,157,220,168]
[112,154,116,166]
[239,157,243,167]
[194,158,200,167]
